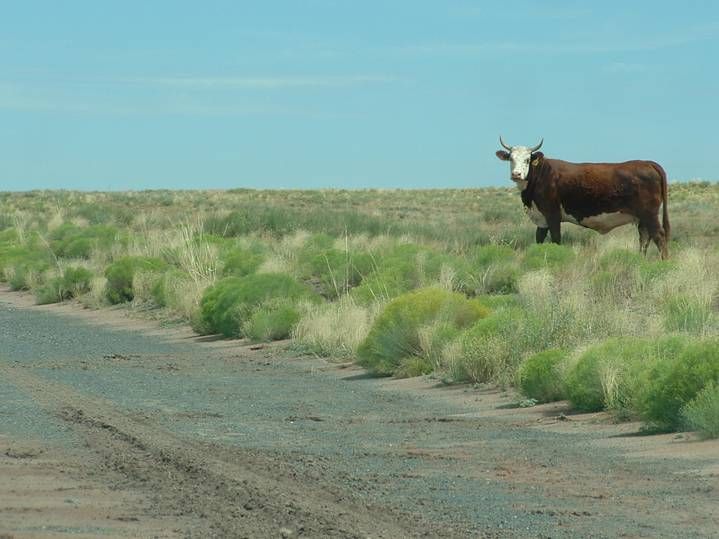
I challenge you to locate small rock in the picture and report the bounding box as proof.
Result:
[279,527,294,538]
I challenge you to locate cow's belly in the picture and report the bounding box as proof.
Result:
[524,202,548,227]
[526,203,637,233]
[578,211,638,234]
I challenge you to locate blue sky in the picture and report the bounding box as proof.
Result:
[1,1,717,190]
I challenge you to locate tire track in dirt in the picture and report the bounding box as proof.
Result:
[0,363,436,539]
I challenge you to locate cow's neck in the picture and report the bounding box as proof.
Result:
[519,174,537,208]
[520,183,533,207]
[519,161,546,207]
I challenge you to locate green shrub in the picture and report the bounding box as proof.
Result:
[34,279,64,304]
[48,223,79,243]
[8,266,31,290]
[474,263,519,294]
[518,349,570,403]
[522,244,575,271]
[349,256,403,304]
[62,266,93,296]
[351,265,413,304]
[62,237,94,258]
[564,340,623,413]
[6,253,53,291]
[220,246,264,277]
[357,287,489,376]
[301,247,374,298]
[73,203,111,225]
[564,337,689,415]
[293,234,376,297]
[681,382,719,439]
[470,244,517,267]
[50,224,117,259]
[243,299,301,342]
[1,236,50,280]
[639,339,719,431]
[351,244,466,303]
[0,244,25,276]
[449,309,515,384]
[104,256,167,304]
[197,273,317,337]
[394,356,434,378]
[151,269,189,307]
[446,296,580,387]
[35,267,93,304]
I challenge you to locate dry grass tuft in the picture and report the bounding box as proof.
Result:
[293,297,381,359]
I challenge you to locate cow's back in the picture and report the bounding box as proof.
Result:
[545,159,664,220]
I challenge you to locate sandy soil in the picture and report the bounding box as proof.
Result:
[0,436,190,538]
[1,287,717,538]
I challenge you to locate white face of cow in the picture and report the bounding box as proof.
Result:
[507,146,533,181]
[495,137,544,190]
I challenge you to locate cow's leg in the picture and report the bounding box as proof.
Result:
[637,223,650,255]
[548,218,561,244]
[536,227,549,244]
[645,215,668,260]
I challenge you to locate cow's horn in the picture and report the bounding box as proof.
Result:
[530,138,544,152]
[499,135,512,150]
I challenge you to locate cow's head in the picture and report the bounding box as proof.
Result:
[495,136,544,189]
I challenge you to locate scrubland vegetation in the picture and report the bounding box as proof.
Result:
[1,184,718,437]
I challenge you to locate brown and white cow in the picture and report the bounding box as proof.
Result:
[495,137,670,259]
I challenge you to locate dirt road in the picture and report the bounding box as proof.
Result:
[1,290,717,538]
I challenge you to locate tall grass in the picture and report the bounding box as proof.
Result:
[293,297,380,359]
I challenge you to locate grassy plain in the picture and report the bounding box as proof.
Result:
[1,183,718,435]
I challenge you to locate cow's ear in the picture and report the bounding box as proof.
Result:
[531,152,544,167]
[496,150,510,161]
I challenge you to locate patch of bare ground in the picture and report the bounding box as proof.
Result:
[0,436,188,538]
[365,373,719,534]
[0,361,436,538]
[368,368,719,476]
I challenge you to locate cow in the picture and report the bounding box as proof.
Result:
[495,137,670,259]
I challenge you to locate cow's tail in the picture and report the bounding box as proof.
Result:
[654,162,670,244]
